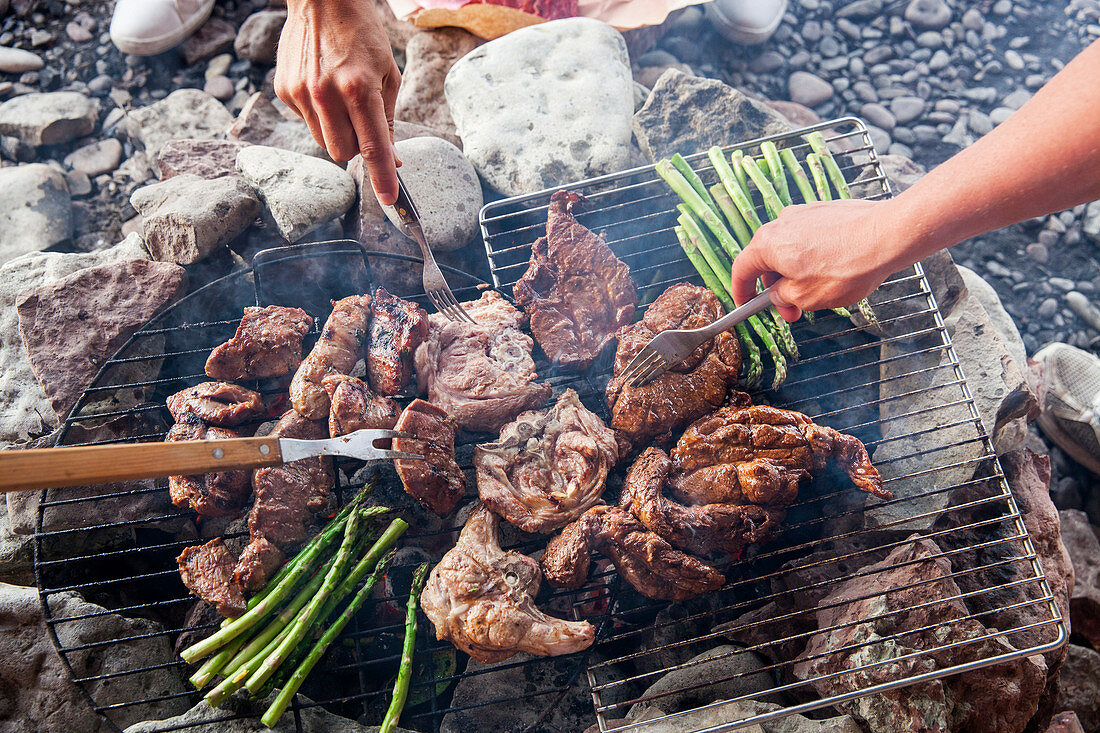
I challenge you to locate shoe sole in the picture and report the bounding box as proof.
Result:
[1037,411,1100,475]
[705,0,788,45]
[111,0,216,56]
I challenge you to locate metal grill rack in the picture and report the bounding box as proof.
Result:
[31,117,1065,733]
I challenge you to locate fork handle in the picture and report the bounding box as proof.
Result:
[700,282,783,339]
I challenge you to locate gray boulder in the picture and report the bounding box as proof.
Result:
[1051,645,1100,733]
[0,502,32,584]
[0,91,98,146]
[445,17,635,195]
[131,173,261,264]
[126,88,234,159]
[0,163,72,266]
[157,138,250,180]
[395,28,481,139]
[234,10,287,64]
[227,92,327,159]
[628,645,775,718]
[595,700,861,733]
[236,144,356,242]
[632,69,792,161]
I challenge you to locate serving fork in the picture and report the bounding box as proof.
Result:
[619,284,780,388]
[391,171,476,324]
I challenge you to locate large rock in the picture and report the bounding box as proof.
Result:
[878,154,926,193]
[627,645,775,718]
[0,91,98,146]
[0,236,148,447]
[125,692,400,732]
[157,138,250,180]
[1059,509,1100,650]
[394,118,462,149]
[227,92,327,159]
[0,582,189,731]
[445,17,635,195]
[0,163,72,266]
[126,88,234,159]
[0,502,32,584]
[181,16,237,65]
[234,10,287,64]
[131,173,261,264]
[956,266,1027,376]
[632,69,792,161]
[1051,645,1100,733]
[590,700,861,733]
[236,145,355,242]
[16,259,186,420]
[395,29,480,139]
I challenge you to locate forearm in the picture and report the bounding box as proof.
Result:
[880,38,1100,270]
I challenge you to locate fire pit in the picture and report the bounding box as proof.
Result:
[33,120,1065,732]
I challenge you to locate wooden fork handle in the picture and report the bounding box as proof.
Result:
[0,436,285,493]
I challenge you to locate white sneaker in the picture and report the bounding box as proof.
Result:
[1034,342,1100,475]
[110,0,217,56]
[705,0,788,45]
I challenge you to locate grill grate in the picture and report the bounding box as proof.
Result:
[32,117,1064,733]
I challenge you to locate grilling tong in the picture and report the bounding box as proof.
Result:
[0,429,423,493]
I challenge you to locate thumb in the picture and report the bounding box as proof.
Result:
[768,279,802,323]
[729,242,771,307]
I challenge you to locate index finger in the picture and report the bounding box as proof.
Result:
[729,243,769,307]
[347,89,400,206]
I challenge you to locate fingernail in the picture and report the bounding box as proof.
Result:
[373,181,397,207]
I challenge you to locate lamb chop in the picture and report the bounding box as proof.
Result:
[414,290,551,433]
[421,504,595,663]
[205,305,314,381]
[167,381,265,427]
[291,295,372,419]
[393,399,465,516]
[166,413,252,517]
[541,505,725,602]
[671,398,890,501]
[606,284,741,451]
[177,538,246,618]
[513,191,637,371]
[476,389,619,533]
[322,374,399,436]
[619,447,786,559]
[367,287,428,396]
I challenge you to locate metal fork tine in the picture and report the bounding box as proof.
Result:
[618,347,655,382]
[438,285,475,323]
[630,357,671,388]
[620,349,661,386]
[376,450,427,461]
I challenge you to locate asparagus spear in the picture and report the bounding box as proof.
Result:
[670,153,721,219]
[260,553,396,727]
[779,148,817,204]
[379,562,430,733]
[805,131,852,198]
[709,147,762,231]
[677,211,732,288]
[657,159,743,261]
[729,149,751,197]
[740,156,784,221]
[189,634,248,690]
[761,142,792,207]
[676,226,763,388]
[806,153,832,201]
[709,183,752,249]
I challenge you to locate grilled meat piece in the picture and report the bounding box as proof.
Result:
[233,537,285,593]
[606,284,741,451]
[368,287,429,396]
[205,305,314,380]
[167,381,265,427]
[541,505,725,602]
[322,374,399,436]
[669,457,804,507]
[178,538,247,618]
[513,191,637,371]
[476,389,619,533]
[166,414,252,517]
[421,504,595,663]
[393,399,465,516]
[291,295,372,419]
[619,447,785,558]
[414,290,551,433]
[671,398,889,500]
[249,409,335,551]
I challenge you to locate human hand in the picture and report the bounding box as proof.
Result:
[729,198,906,322]
[275,0,402,205]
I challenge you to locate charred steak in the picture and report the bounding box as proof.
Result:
[476,388,619,533]
[368,287,428,396]
[232,536,284,594]
[414,290,551,433]
[178,538,246,618]
[514,191,637,371]
[291,295,372,420]
[205,306,313,381]
[166,413,251,517]
[167,381,266,427]
[393,399,465,516]
[322,374,399,436]
[421,504,595,663]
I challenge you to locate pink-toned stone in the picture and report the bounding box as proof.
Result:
[395,29,481,138]
[1059,509,1100,650]
[1046,711,1085,733]
[182,16,237,65]
[234,10,286,65]
[157,138,249,180]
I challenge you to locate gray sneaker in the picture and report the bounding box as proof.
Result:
[1035,342,1100,475]
[705,0,788,45]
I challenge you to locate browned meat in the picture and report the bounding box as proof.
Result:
[166,381,265,427]
[606,284,741,451]
[291,295,372,419]
[475,389,619,533]
[205,306,314,380]
[670,457,804,507]
[671,398,889,500]
[541,505,725,602]
[414,290,551,433]
[177,538,246,618]
[368,287,428,396]
[233,537,285,593]
[166,414,252,517]
[513,191,637,371]
[421,504,595,663]
[249,410,335,550]
[619,447,785,559]
[322,374,399,436]
[393,399,465,516]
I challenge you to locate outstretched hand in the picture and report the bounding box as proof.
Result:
[275,0,403,205]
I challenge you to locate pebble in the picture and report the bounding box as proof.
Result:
[788,71,834,107]
[820,37,841,57]
[205,53,233,81]
[968,109,993,135]
[1050,277,1076,291]
[1066,291,1100,332]
[1038,298,1059,319]
[749,51,784,74]
[64,169,91,196]
[802,20,823,42]
[63,138,123,176]
[860,102,896,131]
[1026,243,1050,264]
[905,0,952,30]
[915,31,944,48]
[890,95,925,124]
[986,261,1013,278]
[928,49,951,71]
[1005,49,1025,69]
[203,75,234,101]
[1038,230,1060,247]
[992,0,1012,14]
[0,47,45,74]
[29,30,54,48]
[864,45,894,64]
[990,107,1014,125]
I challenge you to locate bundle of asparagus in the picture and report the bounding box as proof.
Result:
[656,130,877,390]
[179,488,411,727]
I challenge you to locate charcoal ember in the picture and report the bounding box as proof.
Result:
[1059,509,1100,652]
